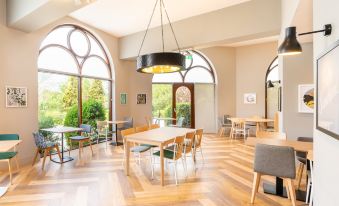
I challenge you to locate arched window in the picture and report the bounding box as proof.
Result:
[152,50,215,84]
[38,24,113,132]
[265,56,281,119]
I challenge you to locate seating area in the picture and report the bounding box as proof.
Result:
[0,0,338,206]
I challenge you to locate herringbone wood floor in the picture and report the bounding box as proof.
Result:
[0,134,307,206]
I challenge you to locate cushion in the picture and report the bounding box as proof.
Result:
[140,144,157,148]
[69,136,90,141]
[131,145,151,153]
[0,152,17,160]
[153,149,176,159]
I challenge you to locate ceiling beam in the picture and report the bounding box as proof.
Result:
[6,0,95,32]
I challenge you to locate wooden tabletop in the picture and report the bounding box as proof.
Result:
[41,127,83,133]
[125,127,196,145]
[228,117,274,123]
[107,120,128,124]
[0,140,22,152]
[245,137,313,152]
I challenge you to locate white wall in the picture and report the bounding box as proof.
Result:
[313,0,339,205]
[195,84,216,133]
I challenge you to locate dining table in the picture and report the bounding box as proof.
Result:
[41,126,83,163]
[124,127,196,186]
[107,120,128,146]
[228,117,274,135]
[0,140,22,197]
[245,137,313,201]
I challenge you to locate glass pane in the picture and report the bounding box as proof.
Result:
[152,84,173,123]
[82,78,110,129]
[88,35,107,61]
[40,26,73,49]
[38,47,79,74]
[176,86,191,128]
[267,66,279,81]
[152,72,183,83]
[82,57,110,78]
[185,67,214,83]
[69,30,90,57]
[190,52,211,69]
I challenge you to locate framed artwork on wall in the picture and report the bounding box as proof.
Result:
[6,86,28,108]
[244,93,256,104]
[137,93,147,104]
[120,93,127,105]
[316,40,339,140]
[298,84,314,113]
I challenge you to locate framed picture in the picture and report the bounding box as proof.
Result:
[298,84,314,113]
[120,93,127,105]
[316,40,339,140]
[6,86,28,107]
[244,93,256,104]
[137,93,147,104]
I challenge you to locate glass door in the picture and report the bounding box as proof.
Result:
[172,83,195,128]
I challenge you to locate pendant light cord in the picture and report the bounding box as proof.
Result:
[160,0,165,52]
[138,0,159,57]
[161,0,181,52]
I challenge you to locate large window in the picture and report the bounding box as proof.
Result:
[38,24,113,135]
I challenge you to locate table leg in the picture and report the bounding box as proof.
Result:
[256,122,260,136]
[125,140,130,175]
[51,133,73,163]
[111,124,124,146]
[160,144,165,186]
[263,177,306,201]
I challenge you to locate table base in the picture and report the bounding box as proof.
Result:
[51,156,73,164]
[263,182,306,201]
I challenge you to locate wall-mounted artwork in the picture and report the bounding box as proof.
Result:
[120,93,127,105]
[6,86,28,107]
[137,93,147,104]
[244,93,256,104]
[298,84,314,113]
[316,40,339,140]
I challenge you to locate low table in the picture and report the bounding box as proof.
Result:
[41,126,83,163]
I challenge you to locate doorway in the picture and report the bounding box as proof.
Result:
[172,83,195,128]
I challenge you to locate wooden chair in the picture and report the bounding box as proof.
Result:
[69,124,94,159]
[251,144,297,206]
[266,111,280,132]
[169,117,185,127]
[193,129,204,163]
[149,124,160,130]
[32,132,62,171]
[296,137,313,190]
[0,134,20,184]
[219,115,232,137]
[230,118,249,139]
[184,131,196,173]
[256,131,287,139]
[152,135,186,185]
[135,125,149,133]
[96,121,109,147]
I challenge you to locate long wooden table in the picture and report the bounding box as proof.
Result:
[245,137,313,201]
[124,127,195,186]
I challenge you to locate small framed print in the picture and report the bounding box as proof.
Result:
[137,93,146,104]
[244,93,256,104]
[6,86,28,107]
[120,93,127,105]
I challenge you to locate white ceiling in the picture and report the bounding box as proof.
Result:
[69,0,251,37]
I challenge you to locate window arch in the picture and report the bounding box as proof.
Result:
[152,50,215,84]
[38,24,113,131]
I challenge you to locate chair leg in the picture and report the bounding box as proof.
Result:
[285,179,291,200]
[297,163,304,189]
[200,147,205,163]
[32,149,40,166]
[181,157,187,179]
[8,159,12,184]
[14,155,20,171]
[69,140,72,156]
[42,148,48,170]
[55,145,62,163]
[306,177,311,203]
[79,141,82,159]
[250,172,261,204]
[287,179,297,206]
[174,161,178,185]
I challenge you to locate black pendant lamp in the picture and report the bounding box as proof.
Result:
[278,24,332,56]
[136,0,185,74]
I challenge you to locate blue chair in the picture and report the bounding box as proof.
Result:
[32,132,62,170]
[69,124,94,159]
[0,134,20,184]
[169,117,185,127]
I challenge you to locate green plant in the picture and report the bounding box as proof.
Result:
[176,103,191,127]
[82,99,106,128]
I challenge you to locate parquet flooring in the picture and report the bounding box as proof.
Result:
[0,135,307,206]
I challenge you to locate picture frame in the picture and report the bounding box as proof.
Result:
[316,40,339,140]
[6,86,28,108]
[244,93,256,104]
[298,84,314,113]
[120,93,127,105]
[136,93,147,104]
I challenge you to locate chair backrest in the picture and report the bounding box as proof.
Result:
[254,144,296,179]
[121,128,136,138]
[123,117,133,128]
[176,117,185,127]
[32,132,46,149]
[232,118,246,130]
[97,121,108,133]
[80,124,92,134]
[194,129,204,148]
[136,125,149,133]
[223,115,232,125]
[256,131,286,140]
[296,137,313,159]
[150,124,160,129]
[184,131,195,153]
[0,134,19,140]
[173,135,185,160]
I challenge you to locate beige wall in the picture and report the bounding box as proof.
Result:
[282,43,313,140]
[0,5,131,165]
[235,42,278,117]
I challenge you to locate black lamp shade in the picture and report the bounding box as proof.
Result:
[267,80,275,88]
[278,27,302,56]
[136,52,186,73]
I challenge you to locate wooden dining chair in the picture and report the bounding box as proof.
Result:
[69,124,94,159]
[96,121,110,147]
[135,125,149,133]
[32,132,62,171]
[149,124,160,130]
[152,135,186,185]
[193,129,204,163]
[184,131,196,173]
[0,134,20,184]
[256,131,287,140]
[230,119,249,139]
